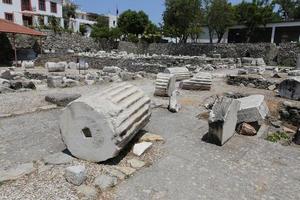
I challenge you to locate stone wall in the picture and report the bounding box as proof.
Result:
[280,101,300,126]
[277,43,300,67]
[227,75,278,90]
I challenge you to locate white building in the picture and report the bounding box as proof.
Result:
[0,0,64,27]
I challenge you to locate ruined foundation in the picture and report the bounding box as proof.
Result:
[59,82,152,162]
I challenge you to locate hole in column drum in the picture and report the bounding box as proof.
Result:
[82,127,92,138]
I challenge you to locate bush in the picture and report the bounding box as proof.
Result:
[266,132,290,143]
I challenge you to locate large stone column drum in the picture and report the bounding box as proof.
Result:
[59,83,152,162]
[154,73,176,97]
[164,67,191,81]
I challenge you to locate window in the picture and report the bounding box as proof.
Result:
[39,0,45,11]
[5,13,14,21]
[2,0,12,4]
[50,2,57,13]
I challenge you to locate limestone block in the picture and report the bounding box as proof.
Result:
[168,91,181,113]
[45,93,81,106]
[154,73,176,97]
[208,97,240,146]
[47,76,64,88]
[279,77,300,101]
[77,62,89,70]
[22,61,34,69]
[180,72,212,90]
[60,82,152,162]
[133,142,152,156]
[68,62,78,69]
[288,70,300,76]
[256,58,266,66]
[46,62,66,72]
[236,95,269,124]
[164,67,191,81]
[103,66,122,73]
[65,165,87,186]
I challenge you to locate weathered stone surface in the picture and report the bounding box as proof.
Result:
[296,55,300,70]
[43,152,75,165]
[45,93,81,106]
[288,70,300,76]
[208,97,241,146]
[279,77,300,101]
[133,142,153,156]
[77,185,98,200]
[237,95,269,124]
[94,174,117,190]
[154,73,176,97]
[180,72,212,90]
[60,83,152,162]
[127,158,146,168]
[115,166,136,176]
[256,58,266,66]
[238,123,257,136]
[103,168,126,180]
[63,78,80,88]
[22,61,34,69]
[103,66,122,73]
[238,69,248,75]
[65,165,87,186]
[164,67,191,81]
[46,62,66,72]
[280,101,300,125]
[0,163,35,183]
[294,129,300,145]
[168,91,181,113]
[140,133,164,142]
[0,70,17,80]
[47,76,64,88]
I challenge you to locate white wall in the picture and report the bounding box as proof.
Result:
[0,1,22,24]
[107,14,117,28]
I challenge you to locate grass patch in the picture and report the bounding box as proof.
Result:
[266,132,290,143]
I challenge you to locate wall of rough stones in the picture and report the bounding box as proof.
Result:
[227,75,278,90]
[280,101,300,126]
[277,43,300,67]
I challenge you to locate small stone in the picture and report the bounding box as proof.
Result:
[77,185,98,200]
[127,159,146,169]
[45,93,81,106]
[65,165,86,186]
[43,152,75,165]
[268,85,276,91]
[247,83,256,88]
[239,123,257,136]
[140,133,164,142]
[294,129,300,145]
[103,167,126,180]
[0,163,35,183]
[271,121,281,128]
[93,174,117,190]
[133,142,152,156]
[115,166,136,176]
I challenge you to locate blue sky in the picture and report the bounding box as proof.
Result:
[74,0,243,25]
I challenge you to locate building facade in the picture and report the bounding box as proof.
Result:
[0,0,64,27]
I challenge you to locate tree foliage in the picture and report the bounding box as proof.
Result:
[118,10,149,36]
[142,22,162,43]
[163,0,203,43]
[273,0,300,20]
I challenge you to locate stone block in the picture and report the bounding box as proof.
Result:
[288,70,300,76]
[94,174,117,190]
[279,77,300,100]
[168,91,181,113]
[133,142,153,156]
[164,67,191,81]
[154,73,176,97]
[46,62,66,72]
[47,76,64,88]
[43,152,75,165]
[65,165,86,186]
[0,163,35,183]
[180,72,212,90]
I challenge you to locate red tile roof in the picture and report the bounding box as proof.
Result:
[0,19,46,36]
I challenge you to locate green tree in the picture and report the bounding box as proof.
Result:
[273,0,297,20]
[207,0,235,43]
[118,10,149,36]
[142,22,162,43]
[62,3,77,28]
[163,0,202,43]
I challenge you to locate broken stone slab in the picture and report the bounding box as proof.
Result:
[46,62,66,72]
[180,72,212,91]
[45,93,81,106]
[208,97,241,146]
[103,167,126,180]
[93,174,118,190]
[256,58,266,66]
[115,166,136,176]
[68,62,78,69]
[77,62,89,70]
[256,124,269,138]
[103,66,122,73]
[139,133,164,142]
[154,73,176,97]
[127,158,146,168]
[22,61,34,69]
[43,152,75,165]
[63,77,80,88]
[236,95,269,124]
[0,78,10,88]
[0,162,35,183]
[0,70,17,80]
[168,90,181,113]
[77,185,98,200]
[238,123,257,136]
[9,80,36,90]
[238,69,248,75]
[294,128,300,145]
[288,70,300,76]
[65,165,87,186]
[47,76,64,88]
[278,77,300,101]
[133,142,153,156]
[60,82,152,162]
[164,67,191,81]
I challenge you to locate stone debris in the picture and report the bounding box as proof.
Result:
[77,185,98,200]
[45,93,81,106]
[242,57,266,66]
[154,73,176,97]
[180,72,212,90]
[127,158,146,168]
[22,61,34,69]
[60,82,151,162]
[77,62,89,70]
[236,95,269,124]
[94,174,118,190]
[133,142,153,156]
[168,90,181,113]
[65,165,87,186]
[238,69,248,75]
[103,167,126,180]
[294,128,300,145]
[139,133,164,142]
[278,77,300,100]
[115,166,136,176]
[103,66,122,73]
[46,62,66,72]
[208,97,241,146]
[0,162,35,183]
[280,101,300,125]
[164,67,191,81]
[238,123,257,136]
[288,70,300,76]
[47,76,64,88]
[43,152,75,165]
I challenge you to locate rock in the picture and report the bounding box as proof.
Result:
[103,66,122,73]
[212,54,221,59]
[180,72,212,90]
[237,95,269,124]
[294,129,300,145]
[256,58,266,66]
[127,158,146,168]
[0,70,18,80]
[239,123,257,136]
[45,93,81,106]
[0,163,35,183]
[46,62,66,72]
[208,97,241,146]
[93,175,117,190]
[238,69,248,75]
[77,185,98,200]
[168,91,181,113]
[140,133,164,142]
[272,73,281,78]
[271,121,281,128]
[283,126,296,134]
[63,78,80,88]
[22,61,34,69]
[247,83,256,88]
[47,76,64,88]
[268,85,276,91]
[77,62,89,70]
[278,77,300,101]
[59,83,151,162]
[68,62,78,69]
[43,152,75,165]
[9,80,36,90]
[164,67,191,81]
[288,70,300,76]
[133,142,152,156]
[154,73,176,97]
[103,167,126,180]
[115,166,136,176]
[65,165,87,186]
